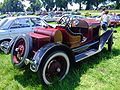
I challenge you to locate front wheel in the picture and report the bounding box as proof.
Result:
[37,51,70,85]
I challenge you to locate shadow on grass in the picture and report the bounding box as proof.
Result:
[14,65,41,87]
[14,48,120,90]
[0,51,6,55]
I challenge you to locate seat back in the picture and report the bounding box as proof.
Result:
[65,31,82,48]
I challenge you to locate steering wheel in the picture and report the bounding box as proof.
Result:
[58,16,71,27]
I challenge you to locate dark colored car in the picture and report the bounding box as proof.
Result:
[1,16,114,85]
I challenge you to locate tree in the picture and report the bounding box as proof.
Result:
[110,0,120,9]
[92,0,106,10]
[2,0,24,12]
[26,7,33,12]
[73,0,85,10]
[29,0,42,12]
[0,3,3,12]
[41,0,71,11]
[82,0,106,10]
[41,0,55,11]
[55,0,71,11]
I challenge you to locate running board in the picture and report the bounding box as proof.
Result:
[75,30,114,62]
[75,49,100,62]
[72,41,99,53]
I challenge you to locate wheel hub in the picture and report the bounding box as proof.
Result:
[48,60,61,75]
[57,68,61,72]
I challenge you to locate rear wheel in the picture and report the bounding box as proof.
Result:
[37,51,70,85]
[108,34,113,52]
[11,34,32,68]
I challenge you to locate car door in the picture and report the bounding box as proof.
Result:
[9,18,32,38]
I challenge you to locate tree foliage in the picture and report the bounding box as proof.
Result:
[2,0,24,12]
[73,0,84,10]
[41,0,55,11]
[110,0,120,9]
[55,0,71,11]
[0,0,119,13]
[0,3,3,12]
[41,0,71,11]
[29,0,42,12]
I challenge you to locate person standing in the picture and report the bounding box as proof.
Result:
[101,8,106,16]
[100,10,110,31]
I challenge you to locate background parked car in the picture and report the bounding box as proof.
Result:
[0,15,7,21]
[109,15,120,27]
[53,14,63,22]
[41,15,56,22]
[0,16,47,48]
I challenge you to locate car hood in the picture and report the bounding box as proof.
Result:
[30,27,63,43]
[84,19,100,27]
[84,19,100,23]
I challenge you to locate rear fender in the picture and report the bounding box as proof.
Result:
[99,30,114,51]
[30,43,74,72]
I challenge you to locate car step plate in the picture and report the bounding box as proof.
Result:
[75,49,98,62]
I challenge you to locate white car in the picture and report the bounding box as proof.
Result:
[41,15,56,22]
[0,16,47,46]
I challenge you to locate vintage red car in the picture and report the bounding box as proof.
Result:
[1,16,114,85]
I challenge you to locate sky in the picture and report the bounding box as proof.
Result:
[0,0,3,3]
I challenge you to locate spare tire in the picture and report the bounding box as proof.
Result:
[11,34,32,68]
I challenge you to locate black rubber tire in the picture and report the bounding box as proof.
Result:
[11,34,32,68]
[37,51,70,85]
[108,34,113,52]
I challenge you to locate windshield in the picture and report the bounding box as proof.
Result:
[30,18,48,27]
[0,18,8,27]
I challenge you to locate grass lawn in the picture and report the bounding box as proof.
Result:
[80,10,120,16]
[0,27,120,90]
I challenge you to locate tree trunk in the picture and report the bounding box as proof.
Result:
[60,7,63,11]
[86,0,91,10]
[116,0,120,9]
[79,2,82,10]
[95,1,99,10]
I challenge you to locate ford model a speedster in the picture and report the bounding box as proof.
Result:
[8,16,114,85]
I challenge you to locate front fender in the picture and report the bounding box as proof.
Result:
[30,43,74,72]
[99,30,114,51]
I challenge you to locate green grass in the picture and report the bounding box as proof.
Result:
[0,27,120,90]
[79,10,120,16]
